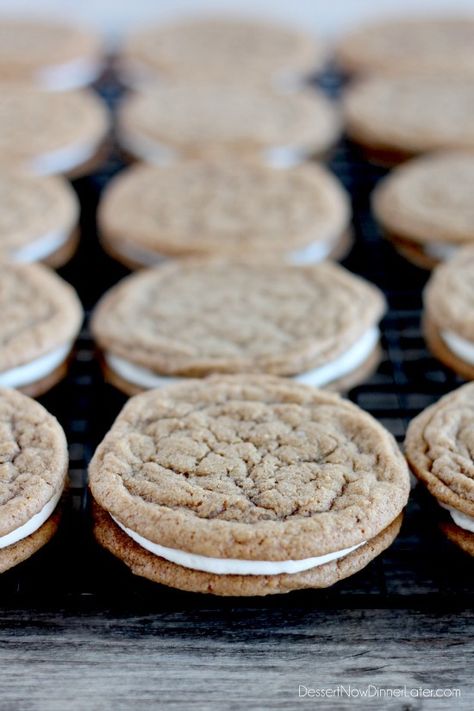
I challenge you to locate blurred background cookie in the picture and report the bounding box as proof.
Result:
[337,16,474,78]
[423,246,474,380]
[0,262,83,396]
[373,151,474,269]
[99,160,351,268]
[343,76,474,165]
[0,172,79,267]
[91,260,385,395]
[0,86,109,177]
[0,17,103,90]
[121,16,326,91]
[118,84,341,167]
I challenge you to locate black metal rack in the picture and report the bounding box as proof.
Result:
[0,73,470,611]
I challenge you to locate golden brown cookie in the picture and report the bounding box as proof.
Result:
[0,18,103,90]
[343,77,474,166]
[373,151,474,267]
[118,84,341,166]
[99,160,351,266]
[91,260,385,393]
[0,261,83,395]
[423,246,474,379]
[89,375,410,596]
[0,388,67,572]
[405,382,474,556]
[0,86,109,177]
[120,17,326,90]
[337,17,474,78]
[0,172,79,266]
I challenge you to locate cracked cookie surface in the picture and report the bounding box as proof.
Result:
[0,388,67,537]
[0,261,83,371]
[91,260,385,377]
[89,375,409,560]
[406,382,474,515]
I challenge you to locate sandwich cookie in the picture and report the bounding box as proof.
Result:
[98,160,351,268]
[0,387,67,573]
[0,262,83,396]
[343,77,474,166]
[118,84,341,168]
[373,152,474,269]
[0,18,103,90]
[91,260,386,395]
[0,86,109,177]
[423,246,474,380]
[120,17,326,91]
[0,172,79,267]
[337,17,474,79]
[405,382,474,557]
[90,376,410,596]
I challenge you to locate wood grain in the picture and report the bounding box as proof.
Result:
[0,607,473,710]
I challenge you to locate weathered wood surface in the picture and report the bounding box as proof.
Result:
[1,606,473,710]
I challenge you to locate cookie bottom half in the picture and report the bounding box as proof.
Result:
[0,509,61,574]
[424,317,474,381]
[440,520,474,557]
[92,503,402,596]
[44,229,80,269]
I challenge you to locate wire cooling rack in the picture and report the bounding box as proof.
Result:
[0,72,471,610]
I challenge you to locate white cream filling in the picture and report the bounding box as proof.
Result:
[105,328,379,391]
[440,503,474,534]
[442,331,474,366]
[36,56,103,91]
[111,514,365,575]
[0,486,62,549]
[111,235,336,268]
[0,342,72,388]
[294,327,379,387]
[121,131,308,169]
[27,140,99,176]
[11,229,69,263]
[423,242,459,261]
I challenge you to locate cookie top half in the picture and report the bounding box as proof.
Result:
[99,160,350,260]
[118,84,341,161]
[424,246,474,341]
[373,151,474,246]
[344,77,474,157]
[0,86,109,174]
[91,260,385,377]
[121,17,325,88]
[337,17,474,78]
[0,18,102,89]
[0,262,83,373]
[0,387,67,537]
[0,172,78,260]
[405,382,474,516]
[89,376,409,560]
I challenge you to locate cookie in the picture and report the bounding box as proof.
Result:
[120,17,326,91]
[405,382,474,556]
[337,17,474,78]
[0,387,67,573]
[0,86,109,177]
[118,84,341,167]
[423,246,474,380]
[91,260,385,395]
[0,172,79,267]
[343,77,474,166]
[0,262,83,396]
[90,376,409,596]
[0,18,103,90]
[373,152,474,269]
[98,160,351,268]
